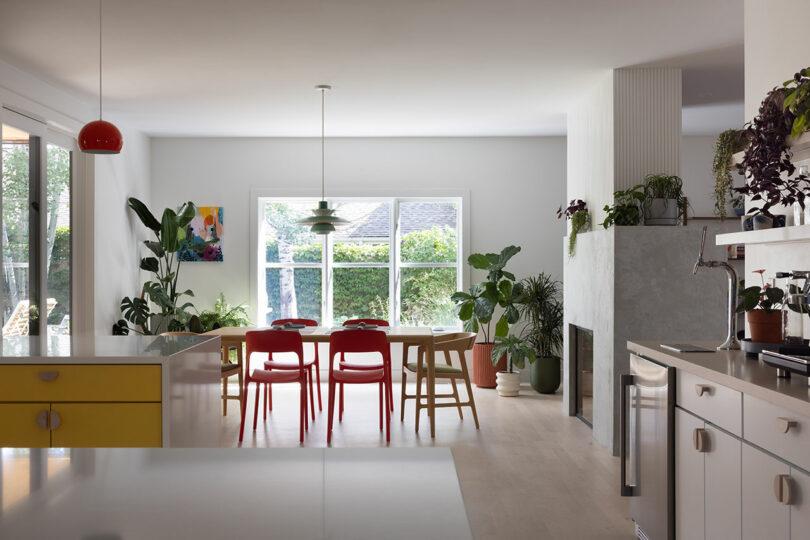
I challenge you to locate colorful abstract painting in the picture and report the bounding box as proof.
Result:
[180,206,223,262]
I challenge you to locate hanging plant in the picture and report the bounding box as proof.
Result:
[734,88,810,218]
[557,199,589,257]
[783,68,810,139]
[712,129,747,220]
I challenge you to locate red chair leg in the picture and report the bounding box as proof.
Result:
[308,367,316,421]
[252,381,260,431]
[378,382,383,431]
[299,380,305,443]
[263,383,268,421]
[385,378,391,443]
[239,379,250,442]
[327,379,336,444]
[268,376,273,412]
[339,382,344,422]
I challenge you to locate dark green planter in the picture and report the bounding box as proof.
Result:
[530,356,561,394]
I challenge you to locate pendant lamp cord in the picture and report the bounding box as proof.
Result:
[321,87,325,201]
[98,0,103,120]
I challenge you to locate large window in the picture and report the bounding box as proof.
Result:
[260,197,460,327]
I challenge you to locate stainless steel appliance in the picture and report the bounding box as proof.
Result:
[621,354,675,540]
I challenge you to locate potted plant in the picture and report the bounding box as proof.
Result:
[712,129,748,220]
[518,273,563,394]
[642,174,685,225]
[731,195,745,217]
[197,293,252,331]
[783,67,810,139]
[601,185,645,228]
[451,245,523,388]
[734,87,810,226]
[736,269,785,343]
[557,199,589,257]
[490,334,536,397]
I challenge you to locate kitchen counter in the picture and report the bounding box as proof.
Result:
[627,340,810,418]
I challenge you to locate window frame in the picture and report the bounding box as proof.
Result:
[254,193,465,328]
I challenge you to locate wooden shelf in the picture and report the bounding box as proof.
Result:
[716,224,810,246]
[731,132,810,166]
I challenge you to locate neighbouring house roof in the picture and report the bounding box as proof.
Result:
[336,202,456,239]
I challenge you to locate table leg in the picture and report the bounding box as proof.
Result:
[221,343,229,416]
[426,337,436,438]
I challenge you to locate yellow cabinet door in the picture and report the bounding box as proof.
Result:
[0,403,52,447]
[51,403,162,448]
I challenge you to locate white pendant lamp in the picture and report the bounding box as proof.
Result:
[296,85,348,234]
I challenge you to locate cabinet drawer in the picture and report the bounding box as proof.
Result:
[676,370,742,436]
[0,364,161,402]
[0,403,51,447]
[50,403,162,447]
[744,394,810,472]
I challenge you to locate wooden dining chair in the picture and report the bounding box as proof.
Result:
[264,318,321,420]
[400,332,479,431]
[339,319,393,419]
[161,331,243,417]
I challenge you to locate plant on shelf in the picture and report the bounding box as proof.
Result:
[451,245,523,388]
[112,198,215,335]
[736,269,785,344]
[518,273,563,394]
[601,184,645,228]
[783,67,810,139]
[197,293,252,332]
[734,87,810,220]
[731,195,745,217]
[712,129,748,220]
[557,199,589,257]
[490,334,536,397]
[642,174,685,226]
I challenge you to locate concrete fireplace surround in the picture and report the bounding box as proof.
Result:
[563,222,738,454]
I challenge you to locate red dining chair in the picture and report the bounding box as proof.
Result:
[264,318,321,420]
[327,329,391,443]
[339,319,393,420]
[239,330,309,443]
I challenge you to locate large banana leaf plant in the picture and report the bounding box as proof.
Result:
[112,197,213,335]
[450,245,523,344]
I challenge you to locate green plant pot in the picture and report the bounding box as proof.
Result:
[530,356,561,394]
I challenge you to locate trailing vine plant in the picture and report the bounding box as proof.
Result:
[712,129,747,220]
[557,199,589,257]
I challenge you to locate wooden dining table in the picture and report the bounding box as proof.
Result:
[204,326,439,437]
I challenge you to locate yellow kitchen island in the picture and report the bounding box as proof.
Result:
[0,335,222,448]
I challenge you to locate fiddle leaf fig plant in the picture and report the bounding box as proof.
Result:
[451,245,523,343]
[491,334,536,372]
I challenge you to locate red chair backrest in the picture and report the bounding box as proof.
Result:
[246,329,306,371]
[329,329,390,371]
[342,319,389,327]
[271,318,318,327]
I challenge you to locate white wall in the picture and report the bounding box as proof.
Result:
[149,137,567,322]
[743,0,810,317]
[681,135,746,219]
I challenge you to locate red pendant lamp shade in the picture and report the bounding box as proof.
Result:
[78,120,123,154]
[80,0,122,155]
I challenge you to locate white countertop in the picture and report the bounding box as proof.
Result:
[0,447,471,540]
[0,335,219,363]
[628,340,810,417]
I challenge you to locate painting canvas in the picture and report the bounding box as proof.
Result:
[180,206,223,262]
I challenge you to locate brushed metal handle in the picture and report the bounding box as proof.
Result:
[36,410,49,430]
[619,373,636,496]
[693,428,709,452]
[695,384,712,397]
[774,474,792,505]
[49,410,61,430]
[37,370,59,382]
[777,417,798,433]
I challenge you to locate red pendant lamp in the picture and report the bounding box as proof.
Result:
[78,0,123,154]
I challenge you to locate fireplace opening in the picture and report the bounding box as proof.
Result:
[572,326,593,427]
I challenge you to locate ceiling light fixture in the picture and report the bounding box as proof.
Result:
[297,85,347,235]
[78,0,123,154]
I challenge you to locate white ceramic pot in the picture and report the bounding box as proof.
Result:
[496,371,521,397]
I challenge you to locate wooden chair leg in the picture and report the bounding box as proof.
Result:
[400,370,407,422]
[222,374,228,416]
[450,378,463,419]
[314,352,323,411]
[414,365,423,432]
[463,367,480,429]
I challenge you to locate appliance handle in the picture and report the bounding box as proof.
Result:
[620,373,636,496]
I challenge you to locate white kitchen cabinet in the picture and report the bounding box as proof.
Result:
[792,466,810,538]
[742,443,790,540]
[676,408,704,540]
[704,424,741,540]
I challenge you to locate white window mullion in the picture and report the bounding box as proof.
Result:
[391,198,400,326]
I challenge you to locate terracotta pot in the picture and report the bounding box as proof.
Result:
[747,310,783,344]
[473,342,506,388]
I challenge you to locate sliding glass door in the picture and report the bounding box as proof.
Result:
[1,110,73,338]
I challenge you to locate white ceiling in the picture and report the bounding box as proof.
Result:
[0,0,744,137]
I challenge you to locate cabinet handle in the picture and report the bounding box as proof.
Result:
[36,410,49,430]
[37,370,59,382]
[693,428,709,452]
[49,410,61,430]
[695,384,712,397]
[774,474,792,505]
[777,417,797,433]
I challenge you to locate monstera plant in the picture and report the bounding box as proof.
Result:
[450,245,523,388]
[112,198,214,335]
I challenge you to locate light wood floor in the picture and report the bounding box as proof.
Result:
[222,381,634,539]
